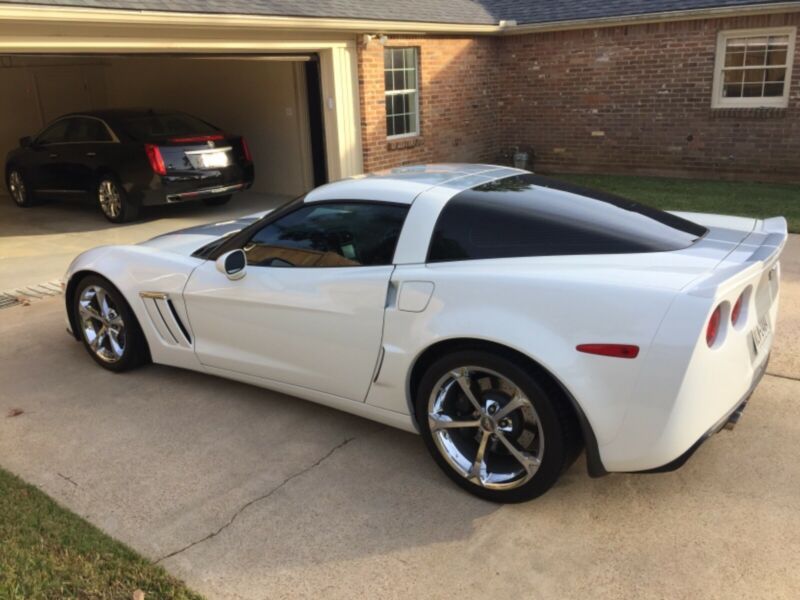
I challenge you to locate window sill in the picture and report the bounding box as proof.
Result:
[710,106,787,119]
[387,135,422,150]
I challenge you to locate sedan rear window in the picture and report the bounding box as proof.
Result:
[121,113,219,141]
[428,174,708,262]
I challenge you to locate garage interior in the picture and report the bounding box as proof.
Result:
[0,53,327,201]
[0,52,336,293]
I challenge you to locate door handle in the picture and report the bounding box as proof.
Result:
[86,152,96,157]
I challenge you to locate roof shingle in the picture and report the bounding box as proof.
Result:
[0,0,794,26]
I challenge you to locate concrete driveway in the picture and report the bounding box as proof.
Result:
[1,238,799,600]
[0,190,288,292]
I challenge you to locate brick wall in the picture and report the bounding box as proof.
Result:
[358,36,501,172]
[497,13,800,182]
[358,13,800,182]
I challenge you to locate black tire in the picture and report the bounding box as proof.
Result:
[97,175,139,223]
[202,194,232,206]
[416,350,581,503]
[72,275,149,372]
[6,168,36,207]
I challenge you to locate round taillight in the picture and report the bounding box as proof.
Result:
[706,305,722,347]
[731,292,745,325]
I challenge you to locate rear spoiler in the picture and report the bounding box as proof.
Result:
[687,216,787,298]
[749,216,788,262]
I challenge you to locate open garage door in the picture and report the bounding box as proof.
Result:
[0,53,327,203]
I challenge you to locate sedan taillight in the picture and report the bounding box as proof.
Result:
[169,133,225,143]
[144,144,167,176]
[241,137,252,162]
[706,304,722,347]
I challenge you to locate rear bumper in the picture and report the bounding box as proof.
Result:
[165,182,247,203]
[136,164,255,206]
[635,353,768,473]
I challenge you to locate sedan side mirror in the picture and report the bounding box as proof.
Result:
[19,136,32,148]
[216,249,247,280]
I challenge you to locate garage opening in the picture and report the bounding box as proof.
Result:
[0,53,327,215]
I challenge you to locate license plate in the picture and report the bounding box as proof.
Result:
[199,151,229,168]
[751,314,771,354]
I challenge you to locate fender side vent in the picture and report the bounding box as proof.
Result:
[166,298,192,344]
[139,292,192,348]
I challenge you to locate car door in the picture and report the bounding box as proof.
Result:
[62,117,115,196]
[26,118,72,196]
[182,201,409,402]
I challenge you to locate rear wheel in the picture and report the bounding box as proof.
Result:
[7,169,34,207]
[202,194,232,207]
[97,175,138,223]
[73,275,149,372]
[416,350,580,503]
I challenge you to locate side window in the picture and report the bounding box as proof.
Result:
[68,118,113,143]
[35,119,72,145]
[428,175,706,262]
[244,202,408,268]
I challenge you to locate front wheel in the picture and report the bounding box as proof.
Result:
[416,350,580,503]
[97,176,138,223]
[7,169,34,207]
[73,275,149,372]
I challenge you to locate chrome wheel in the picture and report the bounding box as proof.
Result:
[78,285,126,363]
[428,366,544,490]
[98,179,122,219]
[9,170,26,205]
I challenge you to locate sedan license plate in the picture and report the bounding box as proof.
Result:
[751,314,771,354]
[200,151,229,169]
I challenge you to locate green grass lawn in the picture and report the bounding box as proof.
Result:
[551,173,800,233]
[0,467,203,600]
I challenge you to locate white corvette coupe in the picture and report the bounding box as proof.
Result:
[64,164,786,502]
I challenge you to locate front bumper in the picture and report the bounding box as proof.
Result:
[636,354,769,474]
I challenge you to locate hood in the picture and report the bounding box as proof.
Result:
[138,210,271,256]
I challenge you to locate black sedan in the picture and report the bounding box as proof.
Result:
[4,109,255,223]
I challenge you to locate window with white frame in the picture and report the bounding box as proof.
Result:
[384,47,419,138]
[713,27,796,108]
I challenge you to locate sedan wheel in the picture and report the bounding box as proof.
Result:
[98,179,122,220]
[428,366,545,490]
[417,350,580,502]
[78,284,126,363]
[97,177,138,223]
[8,170,30,207]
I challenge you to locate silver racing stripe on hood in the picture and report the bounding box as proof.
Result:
[146,214,264,241]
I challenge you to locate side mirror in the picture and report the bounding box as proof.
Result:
[19,136,32,148]
[216,249,247,280]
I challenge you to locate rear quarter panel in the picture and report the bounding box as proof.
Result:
[367,260,680,449]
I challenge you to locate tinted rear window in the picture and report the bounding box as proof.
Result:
[121,113,218,141]
[428,174,707,262]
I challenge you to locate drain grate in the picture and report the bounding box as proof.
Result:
[0,293,22,310]
[0,279,64,309]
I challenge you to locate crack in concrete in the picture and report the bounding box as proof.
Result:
[56,472,78,487]
[766,371,800,383]
[155,436,355,564]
